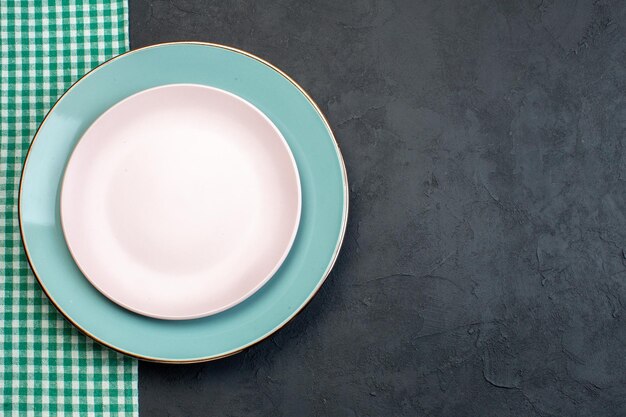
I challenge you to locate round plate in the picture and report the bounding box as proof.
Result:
[61,84,301,320]
[19,42,348,362]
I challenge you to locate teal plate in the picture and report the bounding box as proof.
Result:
[19,42,348,363]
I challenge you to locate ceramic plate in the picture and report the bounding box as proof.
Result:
[61,84,301,320]
[20,42,348,362]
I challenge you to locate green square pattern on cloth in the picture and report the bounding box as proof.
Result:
[0,1,137,415]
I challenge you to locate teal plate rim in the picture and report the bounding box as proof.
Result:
[18,42,349,363]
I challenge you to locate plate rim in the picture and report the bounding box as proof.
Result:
[18,41,349,363]
[59,82,303,320]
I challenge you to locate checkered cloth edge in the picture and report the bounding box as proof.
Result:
[1,2,137,415]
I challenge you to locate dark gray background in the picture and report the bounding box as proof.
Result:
[129,1,626,415]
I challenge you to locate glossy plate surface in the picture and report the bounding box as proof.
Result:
[61,84,301,320]
[20,42,347,362]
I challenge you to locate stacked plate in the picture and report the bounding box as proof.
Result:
[19,43,348,363]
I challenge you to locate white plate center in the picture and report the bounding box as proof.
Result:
[61,84,301,319]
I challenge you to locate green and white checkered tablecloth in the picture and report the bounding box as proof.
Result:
[1,1,137,415]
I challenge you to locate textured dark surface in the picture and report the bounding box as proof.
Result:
[130,1,626,416]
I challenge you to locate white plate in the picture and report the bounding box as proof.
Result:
[60,84,301,320]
